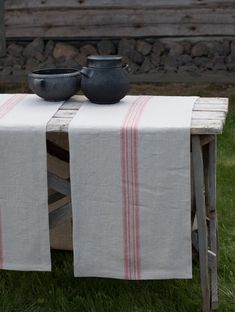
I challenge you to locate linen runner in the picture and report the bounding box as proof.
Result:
[0,94,62,271]
[69,96,198,279]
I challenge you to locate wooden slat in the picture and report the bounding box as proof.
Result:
[54,110,78,118]
[192,111,226,121]
[208,138,219,310]
[5,0,235,10]
[48,172,71,196]
[192,135,210,312]
[49,202,72,229]
[47,154,70,179]
[5,8,235,38]
[0,0,5,56]
[46,97,228,134]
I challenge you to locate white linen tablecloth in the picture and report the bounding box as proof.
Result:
[0,94,62,271]
[69,95,198,280]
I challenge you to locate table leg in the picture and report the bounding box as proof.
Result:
[204,137,219,310]
[192,135,211,312]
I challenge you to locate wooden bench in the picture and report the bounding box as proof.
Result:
[46,96,228,312]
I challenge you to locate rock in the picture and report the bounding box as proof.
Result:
[97,40,116,55]
[194,57,213,70]
[12,68,26,77]
[25,58,40,71]
[178,54,192,66]
[230,41,235,54]
[4,56,15,67]
[168,43,184,56]
[178,65,197,73]
[23,38,44,58]
[164,55,178,71]
[191,43,209,57]
[122,55,130,64]
[181,41,192,55]
[136,40,152,56]
[13,64,22,70]
[150,53,160,67]
[222,40,231,56]
[193,56,209,66]
[139,56,155,73]
[7,43,23,57]
[80,44,97,56]
[118,38,136,56]
[145,38,156,44]
[53,42,79,60]
[1,67,13,76]
[38,56,56,69]
[207,41,228,57]
[127,50,144,65]
[213,56,226,70]
[227,63,235,71]
[62,59,80,69]
[227,52,235,63]
[128,62,140,74]
[44,40,55,58]
[34,52,44,62]
[152,41,164,56]
[75,53,87,67]
[4,55,23,67]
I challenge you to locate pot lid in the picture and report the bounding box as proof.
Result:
[87,55,123,68]
[88,55,122,61]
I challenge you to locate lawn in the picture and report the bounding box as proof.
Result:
[0,83,235,312]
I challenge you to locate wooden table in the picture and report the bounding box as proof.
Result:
[46,96,229,312]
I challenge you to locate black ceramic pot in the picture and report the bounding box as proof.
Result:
[28,68,81,101]
[80,55,129,104]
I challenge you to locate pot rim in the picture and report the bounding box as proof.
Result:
[88,55,122,61]
[28,68,80,78]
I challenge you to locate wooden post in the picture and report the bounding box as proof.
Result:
[208,137,219,310]
[0,0,6,56]
[192,135,211,312]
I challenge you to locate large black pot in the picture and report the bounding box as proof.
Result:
[80,55,129,104]
[28,68,81,101]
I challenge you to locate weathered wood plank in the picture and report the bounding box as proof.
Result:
[49,202,72,229]
[5,8,235,38]
[48,172,71,196]
[208,138,219,310]
[54,109,78,118]
[0,0,5,56]
[46,97,228,134]
[47,140,70,163]
[192,135,210,312]
[47,154,70,179]
[191,120,224,134]
[5,0,235,10]
[192,111,226,121]
[200,135,215,146]
[46,118,225,134]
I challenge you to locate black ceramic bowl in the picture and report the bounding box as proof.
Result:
[28,68,81,101]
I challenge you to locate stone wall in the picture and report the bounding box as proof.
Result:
[0,37,235,85]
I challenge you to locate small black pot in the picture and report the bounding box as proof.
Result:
[80,55,129,104]
[28,68,81,101]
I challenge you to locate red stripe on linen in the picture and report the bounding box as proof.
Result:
[128,97,147,279]
[121,97,145,279]
[0,94,27,269]
[0,94,27,119]
[132,96,152,279]
[121,96,151,279]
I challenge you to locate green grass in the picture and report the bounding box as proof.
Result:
[1,83,235,312]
